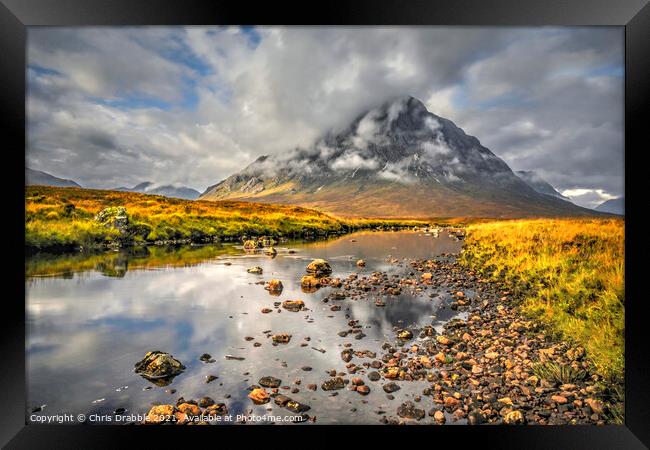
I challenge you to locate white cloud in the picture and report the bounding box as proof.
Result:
[561,188,618,209]
[26,26,624,198]
[330,151,380,171]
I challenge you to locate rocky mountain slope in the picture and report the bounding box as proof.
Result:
[515,171,570,200]
[201,96,599,218]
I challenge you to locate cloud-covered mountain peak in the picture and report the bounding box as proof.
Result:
[200,96,597,218]
[211,95,518,193]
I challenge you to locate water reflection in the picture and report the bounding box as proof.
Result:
[26,231,461,424]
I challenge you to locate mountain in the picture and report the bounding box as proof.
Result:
[200,96,599,218]
[595,197,624,215]
[515,171,570,200]
[115,181,200,200]
[26,168,82,188]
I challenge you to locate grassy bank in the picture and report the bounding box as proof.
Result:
[459,218,625,384]
[25,186,429,251]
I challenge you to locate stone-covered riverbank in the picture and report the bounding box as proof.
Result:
[135,246,619,425]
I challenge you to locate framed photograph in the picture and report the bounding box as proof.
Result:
[2,0,648,447]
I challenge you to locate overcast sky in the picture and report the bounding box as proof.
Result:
[27,26,624,208]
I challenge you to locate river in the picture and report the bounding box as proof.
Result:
[26,230,465,425]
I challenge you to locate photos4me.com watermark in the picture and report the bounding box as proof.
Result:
[29,412,308,424]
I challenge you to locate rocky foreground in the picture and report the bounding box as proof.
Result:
[136,244,617,425]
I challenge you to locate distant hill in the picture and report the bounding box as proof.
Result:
[114,181,200,200]
[515,171,570,200]
[201,95,599,218]
[595,197,624,215]
[26,168,82,188]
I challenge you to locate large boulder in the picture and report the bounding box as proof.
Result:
[306,259,332,275]
[134,351,185,385]
[95,206,129,232]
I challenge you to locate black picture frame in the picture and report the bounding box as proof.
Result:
[2,0,648,448]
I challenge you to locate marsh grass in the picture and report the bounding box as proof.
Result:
[532,361,588,385]
[459,218,624,383]
[25,186,428,250]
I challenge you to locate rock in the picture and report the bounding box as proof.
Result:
[434,352,447,364]
[368,371,381,381]
[205,375,218,383]
[433,410,446,423]
[177,403,201,416]
[585,398,604,414]
[265,246,277,256]
[383,382,400,393]
[384,367,400,379]
[95,206,129,232]
[261,308,273,313]
[199,353,213,363]
[145,405,175,424]
[351,377,364,386]
[444,396,460,409]
[134,351,185,385]
[397,330,413,340]
[397,401,425,420]
[341,349,354,363]
[272,333,292,344]
[285,400,311,413]
[321,377,345,391]
[497,397,513,406]
[357,385,370,395]
[243,240,260,250]
[301,275,322,288]
[198,397,215,408]
[504,410,526,425]
[421,272,433,281]
[282,300,305,311]
[274,395,291,406]
[205,403,228,416]
[436,335,452,345]
[225,355,245,361]
[308,384,317,391]
[259,376,282,388]
[306,259,332,275]
[265,279,283,293]
[248,388,271,404]
[247,266,263,274]
[551,395,568,405]
[356,259,366,267]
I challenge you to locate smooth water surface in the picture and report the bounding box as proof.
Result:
[26,230,462,424]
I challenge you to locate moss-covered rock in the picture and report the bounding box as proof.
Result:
[134,351,185,385]
[95,206,129,231]
[306,258,332,275]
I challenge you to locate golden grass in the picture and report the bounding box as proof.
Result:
[25,186,428,250]
[459,218,624,382]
